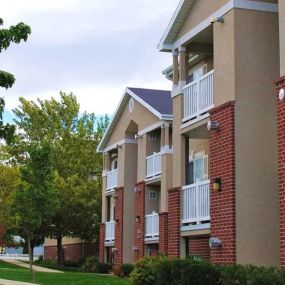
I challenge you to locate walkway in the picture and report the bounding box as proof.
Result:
[2,260,63,273]
[0,279,39,285]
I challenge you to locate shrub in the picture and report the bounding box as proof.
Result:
[120,263,134,277]
[63,260,80,268]
[219,265,247,285]
[81,256,98,273]
[130,255,168,285]
[246,265,283,285]
[96,262,110,274]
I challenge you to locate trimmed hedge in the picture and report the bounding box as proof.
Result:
[120,263,134,277]
[130,255,285,285]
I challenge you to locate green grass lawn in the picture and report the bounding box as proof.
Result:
[0,260,130,285]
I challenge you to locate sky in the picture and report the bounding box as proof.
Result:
[0,0,179,122]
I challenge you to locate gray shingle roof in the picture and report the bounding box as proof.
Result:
[128,87,172,115]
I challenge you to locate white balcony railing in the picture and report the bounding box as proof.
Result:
[105,221,115,242]
[146,152,161,179]
[145,212,159,239]
[183,70,214,122]
[106,169,118,191]
[182,180,210,224]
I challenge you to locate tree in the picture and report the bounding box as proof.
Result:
[11,142,59,282]
[12,92,109,265]
[0,18,31,143]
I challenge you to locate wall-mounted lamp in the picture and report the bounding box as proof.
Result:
[207,121,220,131]
[132,246,139,252]
[134,187,141,193]
[116,144,122,149]
[112,248,119,253]
[210,16,224,24]
[213,177,222,191]
[115,218,120,225]
[135,134,143,140]
[135,216,140,223]
[279,88,285,100]
[209,237,222,248]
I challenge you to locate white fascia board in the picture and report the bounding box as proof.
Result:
[158,0,186,52]
[126,88,163,119]
[160,0,278,52]
[103,139,138,153]
[97,88,130,153]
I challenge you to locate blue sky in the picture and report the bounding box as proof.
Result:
[0,0,178,122]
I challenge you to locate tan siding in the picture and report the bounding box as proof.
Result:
[234,8,280,266]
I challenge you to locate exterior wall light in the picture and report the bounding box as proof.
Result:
[135,134,143,140]
[136,216,140,223]
[213,177,222,191]
[279,88,285,100]
[209,237,222,248]
[116,144,122,149]
[207,121,220,130]
[132,246,139,252]
[134,187,141,192]
[112,248,119,252]
[211,16,224,24]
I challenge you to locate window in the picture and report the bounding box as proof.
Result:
[149,191,158,200]
[111,159,118,170]
[186,153,208,185]
[148,133,157,141]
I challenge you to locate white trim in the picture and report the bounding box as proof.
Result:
[103,139,137,153]
[97,87,172,152]
[138,122,162,136]
[102,170,108,177]
[161,145,174,155]
[159,0,278,51]
[127,88,170,120]
[180,113,210,130]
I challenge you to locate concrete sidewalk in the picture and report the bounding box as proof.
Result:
[0,278,39,285]
[2,260,63,273]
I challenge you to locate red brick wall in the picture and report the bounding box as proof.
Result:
[44,242,97,261]
[134,181,145,261]
[114,187,124,275]
[276,75,285,267]
[99,223,105,262]
[209,101,236,264]
[167,187,181,258]
[159,212,168,254]
[189,237,210,261]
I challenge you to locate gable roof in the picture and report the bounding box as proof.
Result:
[158,0,196,51]
[97,87,172,152]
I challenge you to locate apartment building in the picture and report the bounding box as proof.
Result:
[276,0,285,268]
[98,88,172,273]
[99,0,282,272]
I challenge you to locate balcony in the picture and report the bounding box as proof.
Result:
[145,212,159,240]
[106,169,118,191]
[146,152,161,179]
[183,70,214,123]
[105,221,115,242]
[182,180,210,225]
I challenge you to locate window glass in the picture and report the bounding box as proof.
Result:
[194,158,204,182]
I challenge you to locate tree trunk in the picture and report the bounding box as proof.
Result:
[56,235,63,266]
[28,236,35,283]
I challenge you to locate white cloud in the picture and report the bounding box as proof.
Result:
[0,0,178,119]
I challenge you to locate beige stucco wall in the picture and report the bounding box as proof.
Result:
[280,0,285,75]
[45,237,82,247]
[234,8,280,266]
[213,9,235,107]
[189,139,209,157]
[106,98,159,148]
[145,185,160,215]
[172,95,186,187]
[122,143,137,263]
[176,0,229,41]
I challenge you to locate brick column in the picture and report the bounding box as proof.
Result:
[99,223,105,262]
[189,237,210,261]
[167,187,181,258]
[159,212,168,254]
[209,101,236,264]
[134,181,145,261]
[276,75,285,267]
[114,187,124,275]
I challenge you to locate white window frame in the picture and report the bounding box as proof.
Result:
[189,152,208,183]
[149,191,158,200]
